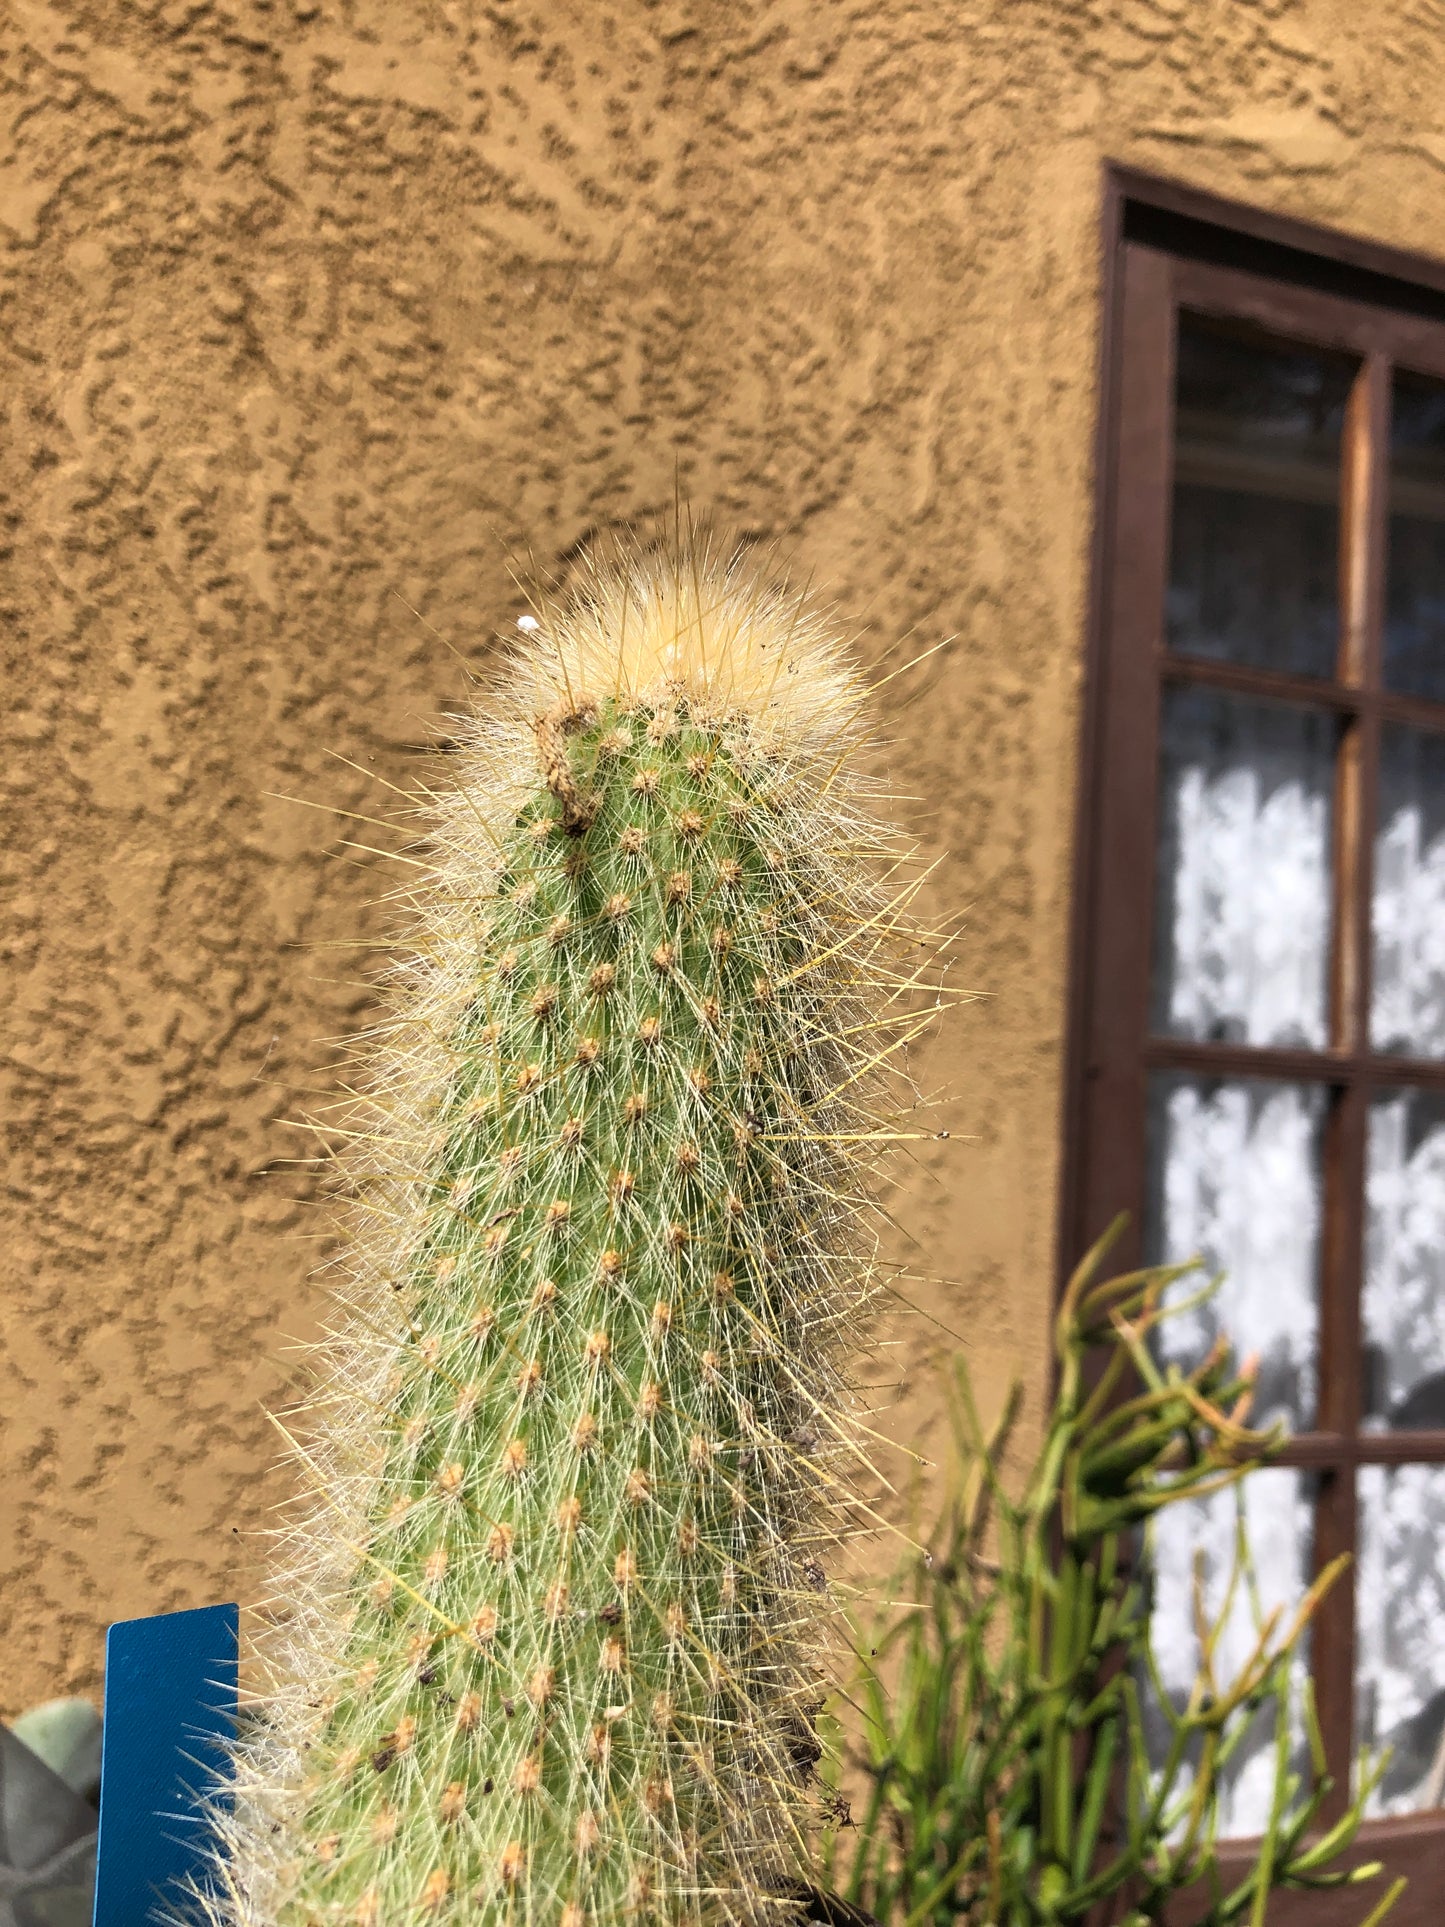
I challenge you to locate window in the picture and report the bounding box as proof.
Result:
[1066,170,1445,1919]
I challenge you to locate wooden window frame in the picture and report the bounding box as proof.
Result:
[1063,166,1445,1923]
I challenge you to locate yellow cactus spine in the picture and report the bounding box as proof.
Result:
[215,532,933,1927]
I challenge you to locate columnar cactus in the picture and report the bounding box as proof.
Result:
[220,535,929,1927]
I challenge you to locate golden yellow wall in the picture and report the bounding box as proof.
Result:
[5,0,1445,1717]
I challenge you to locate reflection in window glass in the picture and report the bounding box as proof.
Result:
[1145,1076,1325,1433]
[1168,315,1352,678]
[1373,724,1445,1057]
[1365,1091,1445,1430]
[1386,371,1445,702]
[1141,1470,1314,1840]
[1356,1465,1445,1816]
[1153,688,1334,1050]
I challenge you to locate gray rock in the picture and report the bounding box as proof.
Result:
[7,1706,101,1809]
[0,1728,97,1927]
[0,1834,96,1927]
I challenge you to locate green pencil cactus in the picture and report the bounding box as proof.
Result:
[215,534,938,1927]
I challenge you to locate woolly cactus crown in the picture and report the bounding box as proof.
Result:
[215,531,936,1927]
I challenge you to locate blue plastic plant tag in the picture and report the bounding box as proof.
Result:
[93,1601,239,1927]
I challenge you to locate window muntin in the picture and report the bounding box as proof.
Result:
[1081,244,1445,1850]
[1145,307,1445,1824]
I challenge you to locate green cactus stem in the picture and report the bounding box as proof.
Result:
[217,534,935,1927]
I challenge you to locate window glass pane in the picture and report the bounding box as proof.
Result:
[1141,1470,1314,1839]
[1364,1090,1445,1430]
[1153,687,1334,1049]
[1385,370,1445,702]
[1372,723,1445,1056]
[1167,315,1353,678]
[1145,1075,1326,1433]
[1355,1464,1445,1816]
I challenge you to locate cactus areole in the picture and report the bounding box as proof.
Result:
[221,537,927,1927]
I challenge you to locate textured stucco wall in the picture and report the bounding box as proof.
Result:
[5,0,1445,1716]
